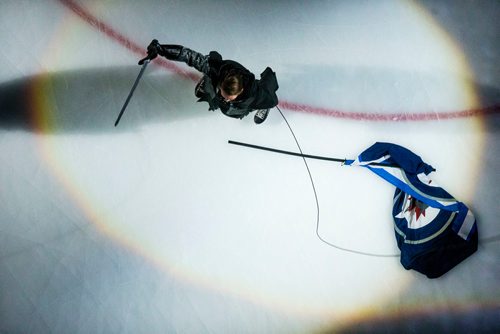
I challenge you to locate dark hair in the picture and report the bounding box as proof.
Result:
[221,72,244,96]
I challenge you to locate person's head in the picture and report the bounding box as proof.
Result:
[220,72,244,101]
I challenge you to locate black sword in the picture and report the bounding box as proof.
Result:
[114,58,150,127]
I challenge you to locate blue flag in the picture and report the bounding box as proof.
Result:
[345,142,478,278]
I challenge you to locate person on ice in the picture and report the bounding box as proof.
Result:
[140,40,279,124]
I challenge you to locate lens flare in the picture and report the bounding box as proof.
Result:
[27,0,487,324]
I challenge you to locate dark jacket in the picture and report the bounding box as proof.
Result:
[174,47,279,118]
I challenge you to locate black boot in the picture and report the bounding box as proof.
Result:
[254,109,269,124]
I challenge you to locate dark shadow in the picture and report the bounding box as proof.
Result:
[477,85,500,114]
[279,63,500,119]
[416,0,500,106]
[2,63,498,134]
[0,66,208,133]
[328,305,500,334]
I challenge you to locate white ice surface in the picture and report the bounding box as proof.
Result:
[0,1,499,333]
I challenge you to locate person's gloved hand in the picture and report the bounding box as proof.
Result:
[138,39,161,65]
[147,39,161,57]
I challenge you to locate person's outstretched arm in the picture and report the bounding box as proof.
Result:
[140,39,209,74]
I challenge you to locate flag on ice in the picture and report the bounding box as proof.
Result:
[346,142,478,278]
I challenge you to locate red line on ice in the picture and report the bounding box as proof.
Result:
[58,0,499,121]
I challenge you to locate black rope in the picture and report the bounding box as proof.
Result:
[229,107,500,256]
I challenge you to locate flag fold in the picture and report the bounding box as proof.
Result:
[346,142,478,278]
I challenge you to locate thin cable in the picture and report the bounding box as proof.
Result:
[275,106,399,257]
